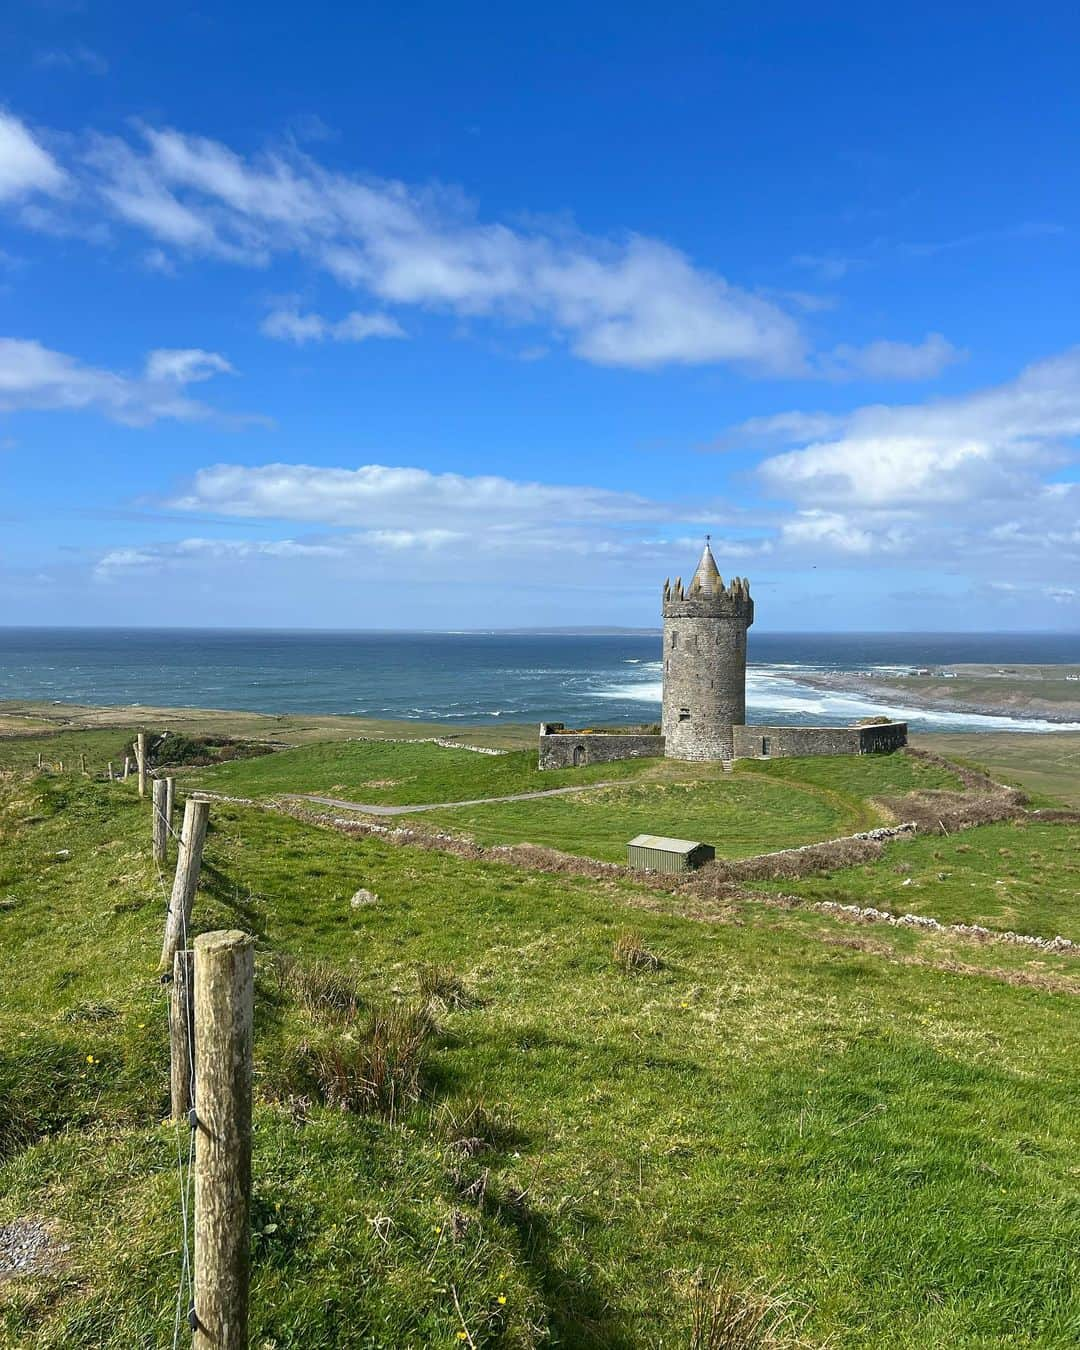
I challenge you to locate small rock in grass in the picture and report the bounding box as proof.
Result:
[350,888,379,908]
[0,1218,69,1281]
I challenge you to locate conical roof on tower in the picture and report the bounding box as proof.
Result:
[688,537,722,596]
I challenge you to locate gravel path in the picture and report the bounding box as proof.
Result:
[282,781,619,816]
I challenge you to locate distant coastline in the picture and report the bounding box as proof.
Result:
[795,665,1080,725]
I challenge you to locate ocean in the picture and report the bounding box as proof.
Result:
[1,629,1079,733]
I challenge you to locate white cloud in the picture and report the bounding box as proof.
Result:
[2,111,973,380]
[756,348,1080,508]
[144,348,234,383]
[68,122,806,373]
[778,509,908,555]
[819,332,965,381]
[93,536,344,580]
[0,113,67,202]
[0,336,240,425]
[166,462,682,528]
[260,307,405,344]
[712,409,848,450]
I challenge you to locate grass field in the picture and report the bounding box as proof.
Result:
[424,751,961,861]
[912,732,1080,808]
[0,700,537,753]
[182,741,667,805]
[755,818,1080,943]
[1,770,1078,1346]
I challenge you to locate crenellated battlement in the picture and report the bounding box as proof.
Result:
[663,571,753,622]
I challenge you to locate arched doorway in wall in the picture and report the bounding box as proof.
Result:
[573,744,587,767]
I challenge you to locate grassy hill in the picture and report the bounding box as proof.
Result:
[2,736,1079,1345]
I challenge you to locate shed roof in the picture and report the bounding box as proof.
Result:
[627,834,707,854]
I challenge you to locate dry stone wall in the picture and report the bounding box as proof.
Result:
[538,724,665,770]
[732,722,908,758]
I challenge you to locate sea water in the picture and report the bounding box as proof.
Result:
[1,628,1078,733]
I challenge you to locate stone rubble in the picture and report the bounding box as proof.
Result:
[347,736,506,755]
[0,1219,68,1281]
[815,900,1078,955]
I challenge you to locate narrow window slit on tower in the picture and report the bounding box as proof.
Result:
[679,708,691,722]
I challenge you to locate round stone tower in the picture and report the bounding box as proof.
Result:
[661,540,753,761]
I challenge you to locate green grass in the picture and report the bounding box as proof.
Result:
[425,751,962,862]
[0,727,139,774]
[752,817,1080,943]
[184,741,664,804]
[912,732,1080,809]
[2,771,1078,1345]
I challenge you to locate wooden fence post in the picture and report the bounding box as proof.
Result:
[170,949,196,1121]
[123,756,131,781]
[136,733,147,798]
[36,752,42,770]
[107,762,114,782]
[165,776,176,837]
[159,796,210,971]
[193,930,253,1350]
[152,778,169,864]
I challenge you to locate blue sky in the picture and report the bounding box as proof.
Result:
[1,1,1079,630]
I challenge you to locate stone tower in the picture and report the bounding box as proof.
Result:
[661,540,753,761]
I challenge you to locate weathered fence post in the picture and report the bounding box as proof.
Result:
[79,753,86,775]
[123,756,131,781]
[58,760,64,773]
[136,733,147,798]
[169,948,196,1121]
[193,929,253,1350]
[36,752,42,770]
[107,761,114,781]
[159,796,210,971]
[152,778,169,864]
[165,776,176,838]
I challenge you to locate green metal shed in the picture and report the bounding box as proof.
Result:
[626,834,715,874]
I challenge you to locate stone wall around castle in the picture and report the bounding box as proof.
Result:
[538,724,666,770]
[731,722,908,759]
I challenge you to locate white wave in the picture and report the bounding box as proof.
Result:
[596,667,1080,733]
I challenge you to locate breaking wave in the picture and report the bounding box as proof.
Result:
[596,667,1080,733]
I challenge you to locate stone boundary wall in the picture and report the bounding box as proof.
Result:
[346,735,507,756]
[732,722,907,759]
[538,724,665,771]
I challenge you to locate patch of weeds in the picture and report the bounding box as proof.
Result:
[687,1270,798,1349]
[271,1003,438,1120]
[60,1001,119,1024]
[436,1098,519,1157]
[275,954,361,1019]
[417,962,482,1010]
[613,930,662,973]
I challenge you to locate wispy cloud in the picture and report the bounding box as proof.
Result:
[0,337,245,425]
[0,112,68,202]
[260,307,405,344]
[12,118,811,374]
[33,46,108,75]
[165,462,690,528]
[817,332,966,381]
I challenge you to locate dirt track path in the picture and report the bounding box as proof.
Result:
[281,781,620,817]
